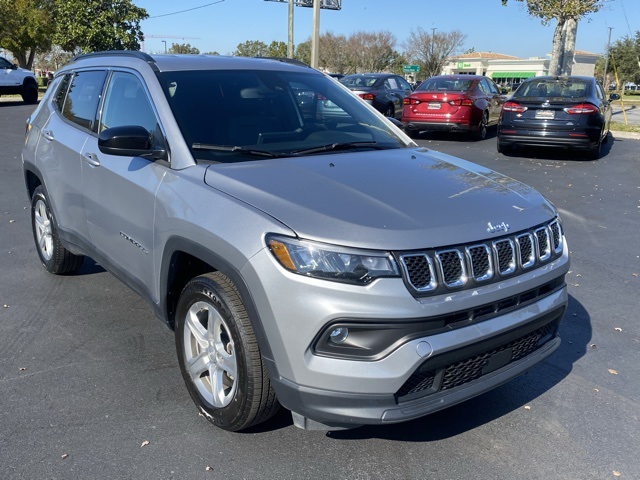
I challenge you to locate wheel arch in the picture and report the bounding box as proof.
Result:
[23,76,38,87]
[159,237,276,364]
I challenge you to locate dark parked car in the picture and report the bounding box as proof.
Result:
[401,75,507,140]
[339,73,412,119]
[497,76,620,159]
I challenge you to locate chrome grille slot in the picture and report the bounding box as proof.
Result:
[400,254,436,292]
[549,220,562,254]
[466,244,493,281]
[493,239,516,275]
[535,227,551,261]
[516,233,535,269]
[436,249,467,287]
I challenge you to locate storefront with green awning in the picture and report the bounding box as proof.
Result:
[491,71,536,80]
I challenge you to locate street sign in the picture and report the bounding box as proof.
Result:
[403,65,420,73]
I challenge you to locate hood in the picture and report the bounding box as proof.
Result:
[204,148,556,250]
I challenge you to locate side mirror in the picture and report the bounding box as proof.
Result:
[98,125,166,160]
[12,63,19,70]
[609,93,620,101]
[501,88,508,95]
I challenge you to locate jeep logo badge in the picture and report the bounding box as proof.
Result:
[487,221,510,234]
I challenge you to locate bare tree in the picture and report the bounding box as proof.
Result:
[347,31,398,73]
[402,28,467,78]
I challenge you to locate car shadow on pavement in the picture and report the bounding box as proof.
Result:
[75,257,106,275]
[409,128,498,143]
[498,139,614,161]
[324,294,590,441]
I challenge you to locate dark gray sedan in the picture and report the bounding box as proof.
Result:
[497,76,620,159]
[340,73,413,119]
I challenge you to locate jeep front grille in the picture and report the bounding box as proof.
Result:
[399,219,564,296]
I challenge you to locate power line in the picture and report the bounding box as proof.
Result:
[149,0,226,19]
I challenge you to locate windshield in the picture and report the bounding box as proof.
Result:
[158,69,408,162]
[417,78,474,92]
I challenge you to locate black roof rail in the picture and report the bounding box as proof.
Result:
[71,50,158,71]
[256,57,311,68]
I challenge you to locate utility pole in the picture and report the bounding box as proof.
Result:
[287,0,294,58]
[310,0,321,68]
[602,27,613,88]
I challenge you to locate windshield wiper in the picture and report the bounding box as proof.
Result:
[192,143,283,158]
[290,141,385,156]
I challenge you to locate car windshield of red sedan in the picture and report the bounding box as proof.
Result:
[417,78,473,92]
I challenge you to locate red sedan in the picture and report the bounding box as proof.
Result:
[402,75,507,140]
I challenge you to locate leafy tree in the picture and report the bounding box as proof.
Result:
[294,40,311,65]
[52,0,148,53]
[501,0,606,76]
[0,0,55,69]
[266,41,288,58]
[168,43,200,54]
[402,28,467,78]
[609,33,640,88]
[233,40,269,57]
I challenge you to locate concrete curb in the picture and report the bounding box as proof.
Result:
[611,130,640,141]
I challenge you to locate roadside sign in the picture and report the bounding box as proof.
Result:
[403,65,420,73]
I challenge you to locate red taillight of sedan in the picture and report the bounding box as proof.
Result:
[404,97,420,106]
[564,103,598,114]
[359,93,375,101]
[502,101,528,113]
[447,98,473,107]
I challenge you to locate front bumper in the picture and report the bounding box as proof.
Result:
[270,291,566,428]
[242,243,570,429]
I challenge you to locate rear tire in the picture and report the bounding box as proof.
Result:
[497,137,512,155]
[21,82,38,104]
[474,112,489,140]
[588,132,603,160]
[31,185,84,274]
[175,272,279,431]
[383,104,395,118]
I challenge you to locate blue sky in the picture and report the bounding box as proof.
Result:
[136,0,639,59]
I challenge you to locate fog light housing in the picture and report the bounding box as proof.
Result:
[329,327,349,344]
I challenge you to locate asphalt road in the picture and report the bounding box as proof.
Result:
[1,101,639,480]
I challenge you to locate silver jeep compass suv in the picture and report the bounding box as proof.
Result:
[22,51,569,431]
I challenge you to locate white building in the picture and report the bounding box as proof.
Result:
[441,50,599,84]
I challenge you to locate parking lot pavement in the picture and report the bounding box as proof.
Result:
[1,102,639,480]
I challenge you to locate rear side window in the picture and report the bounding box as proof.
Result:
[62,70,107,131]
[53,74,71,112]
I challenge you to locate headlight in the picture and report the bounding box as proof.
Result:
[266,235,400,285]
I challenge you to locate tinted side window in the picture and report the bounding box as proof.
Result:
[62,70,107,131]
[595,82,604,101]
[53,74,71,112]
[397,77,412,91]
[484,78,500,94]
[100,71,157,134]
[0,57,12,69]
[385,78,399,90]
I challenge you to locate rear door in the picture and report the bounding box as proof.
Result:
[37,70,108,243]
[480,77,505,124]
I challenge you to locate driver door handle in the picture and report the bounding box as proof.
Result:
[83,152,101,167]
[42,130,54,141]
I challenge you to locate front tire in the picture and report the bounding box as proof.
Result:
[175,272,279,431]
[31,185,84,274]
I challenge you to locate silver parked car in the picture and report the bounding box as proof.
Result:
[22,52,570,432]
